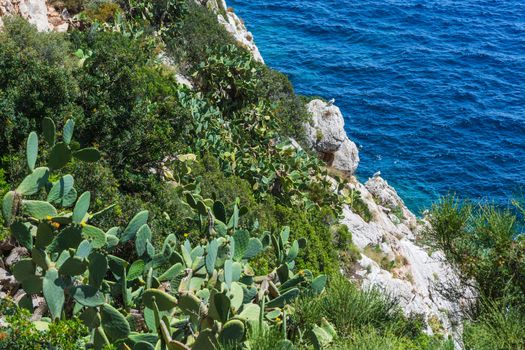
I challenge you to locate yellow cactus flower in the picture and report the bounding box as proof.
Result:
[184,233,189,238]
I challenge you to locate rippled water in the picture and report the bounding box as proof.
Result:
[229,0,525,212]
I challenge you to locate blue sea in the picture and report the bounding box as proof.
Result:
[229,0,525,213]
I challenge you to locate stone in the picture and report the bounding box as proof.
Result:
[305,99,360,174]
[5,247,29,267]
[340,180,476,348]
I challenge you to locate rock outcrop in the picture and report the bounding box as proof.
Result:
[0,0,68,31]
[304,99,360,174]
[305,103,476,347]
[196,0,264,63]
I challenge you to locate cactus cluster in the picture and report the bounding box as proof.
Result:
[2,125,333,349]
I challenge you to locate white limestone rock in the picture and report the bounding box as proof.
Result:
[305,99,360,174]
[340,180,476,348]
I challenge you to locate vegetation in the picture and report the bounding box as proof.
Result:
[0,1,521,349]
[423,196,525,349]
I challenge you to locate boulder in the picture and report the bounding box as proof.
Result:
[305,99,360,174]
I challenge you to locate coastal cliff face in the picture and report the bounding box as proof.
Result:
[304,99,475,345]
[0,1,473,347]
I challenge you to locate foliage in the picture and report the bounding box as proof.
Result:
[423,196,525,304]
[1,125,330,349]
[292,275,424,341]
[0,17,77,156]
[463,298,525,350]
[0,298,88,349]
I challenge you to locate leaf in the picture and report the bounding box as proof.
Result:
[205,239,218,274]
[12,259,35,282]
[71,285,105,307]
[266,288,300,308]
[127,259,145,281]
[73,191,90,224]
[10,221,32,250]
[88,252,108,289]
[135,224,152,256]
[100,303,130,342]
[233,229,249,261]
[47,175,74,203]
[22,200,57,219]
[48,142,72,171]
[120,210,149,243]
[82,224,106,248]
[142,289,178,311]
[43,268,65,320]
[73,148,101,163]
[59,257,86,276]
[48,226,82,253]
[285,240,299,262]
[158,263,183,282]
[212,201,226,222]
[16,167,49,196]
[63,119,75,144]
[2,191,16,227]
[243,238,263,259]
[26,132,38,172]
[42,117,56,146]
[35,222,54,248]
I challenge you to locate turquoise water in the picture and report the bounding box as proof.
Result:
[229,0,525,213]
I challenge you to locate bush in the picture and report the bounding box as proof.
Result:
[0,299,88,349]
[166,1,236,70]
[0,17,77,156]
[463,299,525,350]
[423,196,525,304]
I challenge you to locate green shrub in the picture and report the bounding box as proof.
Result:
[424,196,525,304]
[0,17,77,155]
[463,299,525,350]
[166,1,236,70]
[292,275,424,340]
[0,299,88,349]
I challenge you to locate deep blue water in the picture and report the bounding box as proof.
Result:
[229,0,525,213]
